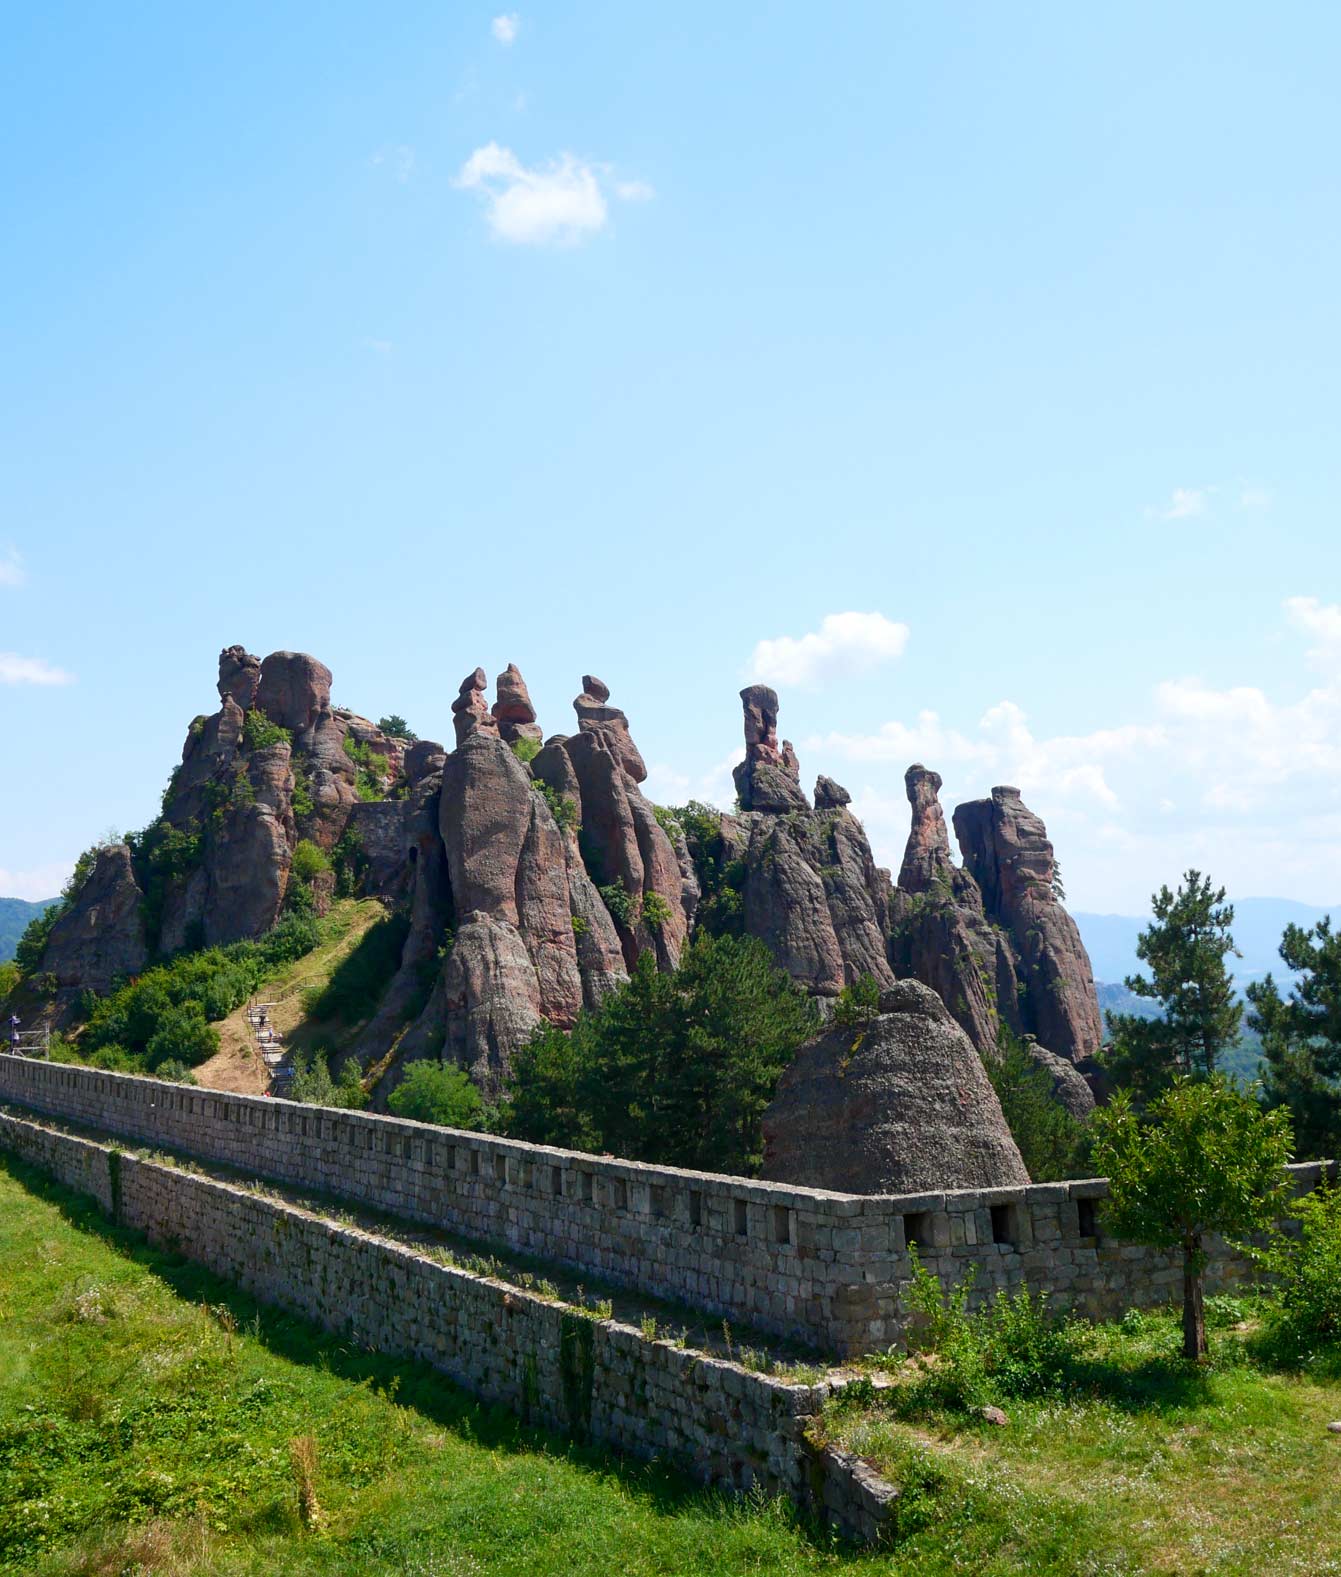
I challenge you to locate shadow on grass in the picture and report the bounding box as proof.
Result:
[0,1154,848,1556]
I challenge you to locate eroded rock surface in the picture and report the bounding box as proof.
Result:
[41,845,148,1015]
[761,981,1031,1192]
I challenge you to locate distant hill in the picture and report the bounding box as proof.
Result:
[0,897,59,963]
[1076,897,1338,989]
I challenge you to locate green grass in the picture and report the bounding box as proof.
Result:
[826,1304,1341,1576]
[0,1156,874,1577]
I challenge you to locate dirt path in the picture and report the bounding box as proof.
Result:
[193,900,385,1095]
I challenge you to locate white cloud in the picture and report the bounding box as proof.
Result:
[454,143,650,245]
[1149,485,1210,520]
[1238,485,1272,510]
[491,13,519,45]
[367,145,415,184]
[643,751,738,812]
[0,861,71,903]
[0,548,24,588]
[747,612,910,689]
[1285,596,1341,666]
[0,653,74,686]
[361,337,393,355]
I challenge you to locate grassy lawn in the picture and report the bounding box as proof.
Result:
[0,1155,871,1577]
[4,1151,1340,1576]
[827,1306,1341,1576]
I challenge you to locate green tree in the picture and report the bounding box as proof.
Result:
[988,1035,1090,1182]
[1246,919,1341,1162]
[14,906,59,975]
[1090,1077,1293,1360]
[377,715,418,741]
[507,934,818,1174]
[388,1061,487,1129]
[1103,870,1241,1100]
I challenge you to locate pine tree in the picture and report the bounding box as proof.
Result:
[1247,918,1341,1162]
[1103,869,1241,1101]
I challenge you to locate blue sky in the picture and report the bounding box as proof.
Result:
[3,2,1340,913]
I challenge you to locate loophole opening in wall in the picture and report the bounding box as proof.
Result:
[991,1204,1017,1246]
[494,1153,507,1185]
[1077,1198,1098,1239]
[582,1171,594,1204]
[612,1178,628,1211]
[733,1198,749,1237]
[470,1149,480,1177]
[689,1189,703,1228]
[551,1164,563,1197]
[902,1212,931,1250]
[770,1204,792,1246]
[650,1183,668,1219]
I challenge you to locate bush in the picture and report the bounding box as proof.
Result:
[290,839,331,883]
[243,709,291,752]
[898,1250,1079,1413]
[331,829,369,899]
[387,1061,488,1129]
[1254,1182,1341,1362]
[377,714,417,741]
[14,906,59,975]
[670,801,744,938]
[0,960,18,1001]
[833,974,881,1045]
[534,780,579,833]
[597,883,635,928]
[641,892,674,932]
[510,736,541,765]
[144,1003,219,1070]
[988,1035,1091,1182]
[153,1059,199,1085]
[288,1050,369,1109]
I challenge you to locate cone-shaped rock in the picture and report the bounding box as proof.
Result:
[761,981,1031,1193]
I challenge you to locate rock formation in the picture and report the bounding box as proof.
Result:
[953,787,1103,1064]
[713,689,893,995]
[40,845,148,1015]
[761,981,1031,1192]
[492,663,542,746]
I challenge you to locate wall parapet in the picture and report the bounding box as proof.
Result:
[0,1054,1331,1356]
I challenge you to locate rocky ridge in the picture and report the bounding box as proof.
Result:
[37,648,1104,1128]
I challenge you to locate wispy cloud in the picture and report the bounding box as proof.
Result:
[1148,485,1210,521]
[491,13,519,45]
[0,547,24,588]
[454,143,651,246]
[0,860,72,903]
[747,611,910,689]
[0,653,75,686]
[1237,485,1272,511]
[367,145,416,184]
[361,337,393,355]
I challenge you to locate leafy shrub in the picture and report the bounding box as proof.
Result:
[510,736,541,765]
[290,839,331,883]
[988,1034,1091,1182]
[153,1059,199,1085]
[598,883,635,928]
[1254,1182,1341,1362]
[0,960,19,1001]
[290,759,315,821]
[144,1003,219,1070]
[126,818,205,949]
[534,780,579,833]
[243,708,291,752]
[898,1250,1079,1412]
[331,828,369,899]
[641,891,674,932]
[670,801,744,937]
[388,1061,488,1129]
[288,1050,369,1109]
[833,974,881,1046]
[343,735,387,801]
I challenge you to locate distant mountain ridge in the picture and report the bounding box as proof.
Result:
[0,897,59,964]
[1075,897,1337,989]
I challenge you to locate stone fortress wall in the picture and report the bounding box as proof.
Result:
[2,1055,1332,1359]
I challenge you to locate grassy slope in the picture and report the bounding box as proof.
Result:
[193,900,387,1094]
[828,1314,1341,1576]
[0,1157,873,1577]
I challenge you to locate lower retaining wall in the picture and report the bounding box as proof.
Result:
[0,1109,899,1546]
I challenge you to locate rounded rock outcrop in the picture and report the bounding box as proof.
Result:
[761,980,1030,1194]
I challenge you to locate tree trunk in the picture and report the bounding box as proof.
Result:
[1182,1233,1207,1361]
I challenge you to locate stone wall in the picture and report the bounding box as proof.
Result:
[0,1107,899,1546]
[0,1055,1332,1357]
